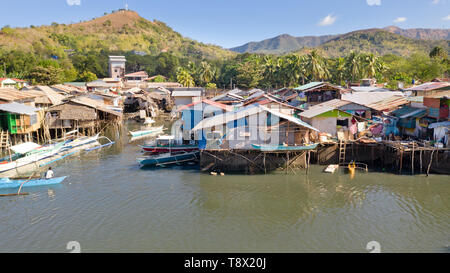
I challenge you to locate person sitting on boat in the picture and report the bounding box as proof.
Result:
[45,167,54,179]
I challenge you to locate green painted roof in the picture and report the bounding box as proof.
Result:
[293,82,325,91]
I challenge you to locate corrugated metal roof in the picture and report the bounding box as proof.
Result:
[69,96,122,116]
[192,105,317,132]
[365,96,409,111]
[36,85,65,105]
[341,91,404,106]
[406,82,450,91]
[261,106,318,132]
[192,105,261,131]
[429,121,450,129]
[392,106,427,119]
[350,87,392,92]
[293,82,325,91]
[0,88,42,102]
[171,90,202,97]
[176,99,233,112]
[125,71,148,77]
[0,102,40,115]
[300,99,352,119]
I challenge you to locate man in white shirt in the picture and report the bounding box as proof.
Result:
[45,167,54,179]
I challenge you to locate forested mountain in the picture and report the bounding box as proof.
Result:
[231,27,450,55]
[0,10,234,60]
[230,34,337,55]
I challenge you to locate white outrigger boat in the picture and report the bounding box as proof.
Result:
[0,142,65,175]
[0,131,113,178]
[129,125,164,138]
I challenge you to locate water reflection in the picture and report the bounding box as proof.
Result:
[0,121,448,253]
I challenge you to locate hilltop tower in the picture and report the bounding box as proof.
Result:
[108,56,126,79]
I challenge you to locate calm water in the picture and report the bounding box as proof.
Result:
[0,121,449,253]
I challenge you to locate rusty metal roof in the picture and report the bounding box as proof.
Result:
[366,96,409,111]
[0,88,43,102]
[406,82,450,91]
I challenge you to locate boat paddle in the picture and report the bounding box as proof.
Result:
[0,171,37,197]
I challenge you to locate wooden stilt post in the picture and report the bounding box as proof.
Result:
[420,149,423,174]
[411,143,414,175]
[263,152,266,174]
[399,149,403,175]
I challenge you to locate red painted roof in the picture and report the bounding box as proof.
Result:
[0,78,27,82]
[125,71,148,77]
[176,99,233,112]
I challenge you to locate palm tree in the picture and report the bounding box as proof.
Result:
[333,57,346,86]
[364,53,378,78]
[262,55,276,89]
[176,67,195,87]
[306,50,328,81]
[346,51,362,83]
[198,61,214,85]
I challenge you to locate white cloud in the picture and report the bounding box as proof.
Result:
[393,17,407,23]
[67,0,81,6]
[318,14,337,26]
[432,0,440,4]
[367,0,381,6]
[443,15,450,20]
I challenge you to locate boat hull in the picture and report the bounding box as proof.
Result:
[0,176,67,189]
[138,152,199,166]
[129,126,163,137]
[141,146,199,154]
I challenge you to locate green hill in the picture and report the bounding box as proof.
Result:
[314,29,450,57]
[0,10,235,61]
[231,28,449,56]
[230,34,337,55]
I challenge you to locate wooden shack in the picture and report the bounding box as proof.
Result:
[47,96,122,137]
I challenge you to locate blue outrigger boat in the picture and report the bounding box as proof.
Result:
[0,176,67,189]
[251,143,319,152]
[137,151,199,167]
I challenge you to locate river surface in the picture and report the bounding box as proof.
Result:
[0,121,449,253]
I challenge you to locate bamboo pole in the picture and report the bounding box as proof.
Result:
[426,149,435,177]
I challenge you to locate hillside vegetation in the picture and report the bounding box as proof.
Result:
[231,28,449,56]
[0,11,234,60]
[230,34,337,55]
[315,29,450,58]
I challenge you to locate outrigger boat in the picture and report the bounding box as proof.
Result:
[251,143,318,152]
[137,151,199,167]
[0,142,65,175]
[0,176,67,189]
[129,126,164,137]
[140,135,199,154]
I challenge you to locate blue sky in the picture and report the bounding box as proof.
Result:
[1,0,449,48]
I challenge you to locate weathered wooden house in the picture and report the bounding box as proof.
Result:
[293,82,344,107]
[0,102,44,143]
[300,99,367,139]
[0,88,44,107]
[47,96,122,137]
[192,104,318,149]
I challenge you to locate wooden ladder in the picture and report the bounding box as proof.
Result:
[0,131,11,153]
[339,141,346,165]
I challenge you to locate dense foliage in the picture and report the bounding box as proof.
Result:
[0,11,448,89]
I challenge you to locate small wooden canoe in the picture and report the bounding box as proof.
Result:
[0,176,67,189]
[129,126,164,137]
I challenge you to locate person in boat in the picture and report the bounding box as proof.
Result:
[45,167,54,179]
